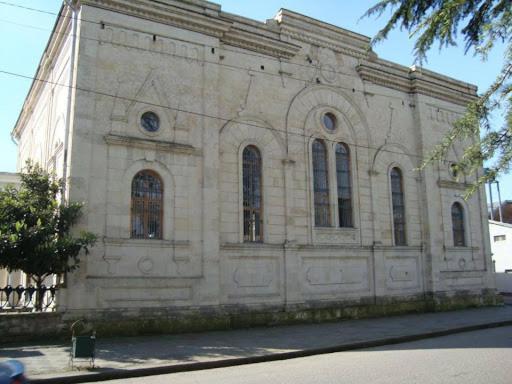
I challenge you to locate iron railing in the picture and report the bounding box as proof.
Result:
[0,285,58,312]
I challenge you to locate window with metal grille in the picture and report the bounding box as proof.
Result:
[451,202,466,246]
[131,170,163,239]
[243,146,263,242]
[391,167,406,245]
[313,139,331,227]
[336,143,352,227]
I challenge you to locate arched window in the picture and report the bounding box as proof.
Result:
[452,202,466,246]
[131,170,163,239]
[336,143,352,227]
[313,139,330,227]
[390,167,406,245]
[243,146,262,242]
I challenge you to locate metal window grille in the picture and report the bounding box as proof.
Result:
[243,146,263,242]
[391,167,406,245]
[313,139,331,227]
[336,143,352,227]
[451,202,466,246]
[131,170,163,239]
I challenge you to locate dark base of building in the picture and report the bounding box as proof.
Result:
[0,289,502,343]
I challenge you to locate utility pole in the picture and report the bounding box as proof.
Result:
[485,168,503,222]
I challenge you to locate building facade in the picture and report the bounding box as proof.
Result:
[12,0,496,327]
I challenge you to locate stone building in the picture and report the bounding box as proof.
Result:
[11,0,496,330]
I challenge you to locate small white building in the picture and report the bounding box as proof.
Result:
[490,220,512,272]
[0,172,19,190]
[489,220,512,294]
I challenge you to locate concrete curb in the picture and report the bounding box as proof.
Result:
[30,319,512,384]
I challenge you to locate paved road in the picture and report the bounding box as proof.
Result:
[92,326,512,384]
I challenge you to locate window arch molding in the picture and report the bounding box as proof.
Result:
[449,198,471,247]
[372,144,421,247]
[308,135,360,232]
[118,160,175,241]
[236,139,272,243]
[388,163,408,246]
[241,144,263,242]
[220,118,286,245]
[334,142,353,228]
[311,138,331,227]
[287,86,371,152]
[131,170,164,239]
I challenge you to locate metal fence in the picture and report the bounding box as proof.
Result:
[0,285,58,312]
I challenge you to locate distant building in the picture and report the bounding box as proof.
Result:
[490,220,512,273]
[490,200,512,224]
[0,172,19,190]
[0,173,21,289]
[490,220,512,294]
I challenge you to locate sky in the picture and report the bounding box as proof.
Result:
[0,0,509,202]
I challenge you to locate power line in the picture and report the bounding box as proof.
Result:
[0,0,476,100]
[0,11,406,103]
[0,0,408,99]
[1,67,448,163]
[0,0,56,16]
[0,1,465,165]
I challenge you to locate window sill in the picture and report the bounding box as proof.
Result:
[444,246,479,251]
[104,237,190,248]
[221,242,284,250]
[313,227,359,244]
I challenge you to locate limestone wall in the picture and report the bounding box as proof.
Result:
[13,0,496,318]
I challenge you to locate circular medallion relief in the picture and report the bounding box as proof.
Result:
[322,112,337,132]
[140,111,160,133]
[137,257,154,275]
[321,64,337,83]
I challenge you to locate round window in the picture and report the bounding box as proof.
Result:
[141,111,160,133]
[322,112,337,132]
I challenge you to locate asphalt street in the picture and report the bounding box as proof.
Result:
[90,326,512,384]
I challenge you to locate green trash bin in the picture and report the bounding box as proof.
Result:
[72,335,95,358]
[70,320,96,368]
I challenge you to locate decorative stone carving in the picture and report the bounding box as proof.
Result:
[389,265,414,282]
[234,267,273,288]
[313,228,358,244]
[137,257,154,275]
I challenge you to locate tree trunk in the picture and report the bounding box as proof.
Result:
[35,276,43,311]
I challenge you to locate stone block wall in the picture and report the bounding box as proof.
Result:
[11,0,497,324]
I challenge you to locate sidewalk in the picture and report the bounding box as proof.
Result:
[2,305,512,384]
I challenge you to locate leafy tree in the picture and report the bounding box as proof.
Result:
[0,162,96,309]
[364,0,511,196]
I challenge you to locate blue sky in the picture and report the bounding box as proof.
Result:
[0,0,509,201]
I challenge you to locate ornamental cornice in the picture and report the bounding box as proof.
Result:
[357,61,478,106]
[280,26,368,59]
[83,0,301,59]
[104,133,201,155]
[222,28,300,60]
[82,0,232,37]
[275,9,370,59]
[437,179,472,190]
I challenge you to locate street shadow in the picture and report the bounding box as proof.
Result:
[0,349,44,358]
[90,314,512,368]
[4,307,512,372]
